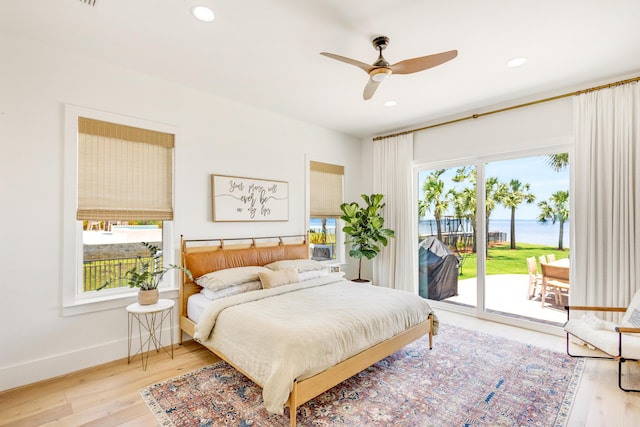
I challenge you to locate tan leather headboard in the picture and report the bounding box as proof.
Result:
[181,237,309,280]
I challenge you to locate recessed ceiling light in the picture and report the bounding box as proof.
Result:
[507,57,527,68]
[191,5,215,22]
[384,100,397,107]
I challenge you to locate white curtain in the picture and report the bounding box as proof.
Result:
[573,82,640,312]
[373,133,416,293]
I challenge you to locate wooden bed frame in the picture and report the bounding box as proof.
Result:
[179,235,434,427]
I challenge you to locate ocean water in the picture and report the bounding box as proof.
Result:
[314,218,569,248]
[419,218,570,248]
[489,219,569,248]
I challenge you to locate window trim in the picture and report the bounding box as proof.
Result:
[62,105,179,316]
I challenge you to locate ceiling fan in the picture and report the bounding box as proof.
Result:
[321,36,457,100]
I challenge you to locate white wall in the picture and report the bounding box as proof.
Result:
[413,98,573,162]
[0,32,361,391]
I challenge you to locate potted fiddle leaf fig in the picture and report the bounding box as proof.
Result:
[98,241,192,305]
[340,193,395,282]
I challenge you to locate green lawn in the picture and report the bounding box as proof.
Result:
[458,243,569,280]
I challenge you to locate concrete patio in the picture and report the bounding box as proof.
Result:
[443,274,567,325]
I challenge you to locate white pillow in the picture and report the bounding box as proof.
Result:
[259,268,300,289]
[200,280,262,300]
[298,269,329,281]
[265,259,325,272]
[195,266,271,291]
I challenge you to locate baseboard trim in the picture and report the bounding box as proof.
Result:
[0,327,175,392]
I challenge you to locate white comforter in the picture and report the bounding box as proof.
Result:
[193,275,437,414]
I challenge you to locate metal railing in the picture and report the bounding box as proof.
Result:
[83,255,160,291]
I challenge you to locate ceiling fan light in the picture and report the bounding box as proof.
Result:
[191,5,215,22]
[370,68,391,82]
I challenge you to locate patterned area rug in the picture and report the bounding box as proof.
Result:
[141,324,584,426]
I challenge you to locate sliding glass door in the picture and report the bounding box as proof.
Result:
[483,154,569,325]
[418,164,477,309]
[417,152,570,327]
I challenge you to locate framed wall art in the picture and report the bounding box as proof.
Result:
[211,174,289,222]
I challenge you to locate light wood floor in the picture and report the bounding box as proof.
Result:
[1,311,639,427]
[0,340,220,427]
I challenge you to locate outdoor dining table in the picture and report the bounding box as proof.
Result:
[550,257,570,268]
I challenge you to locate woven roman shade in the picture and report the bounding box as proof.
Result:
[77,117,174,221]
[310,161,344,218]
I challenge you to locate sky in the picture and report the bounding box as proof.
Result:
[418,154,569,221]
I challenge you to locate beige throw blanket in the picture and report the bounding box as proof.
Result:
[194,275,437,414]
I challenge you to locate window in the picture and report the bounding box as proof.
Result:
[309,161,344,261]
[309,217,337,260]
[81,220,164,292]
[77,117,174,293]
[63,106,178,314]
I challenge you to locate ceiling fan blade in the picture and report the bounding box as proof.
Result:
[363,78,381,100]
[320,52,373,73]
[390,49,458,75]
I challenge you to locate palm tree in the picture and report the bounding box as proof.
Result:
[421,169,452,241]
[546,153,569,172]
[452,166,478,252]
[418,199,427,220]
[538,190,570,250]
[485,177,507,247]
[501,179,536,249]
[450,168,506,251]
[452,186,477,253]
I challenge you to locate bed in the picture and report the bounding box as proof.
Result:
[179,235,437,427]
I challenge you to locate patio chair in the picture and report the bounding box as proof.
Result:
[539,255,548,265]
[564,289,640,392]
[540,262,569,307]
[547,253,556,262]
[526,256,542,299]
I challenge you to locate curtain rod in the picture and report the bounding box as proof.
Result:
[372,75,640,141]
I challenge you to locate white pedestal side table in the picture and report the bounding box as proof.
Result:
[126,298,174,370]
